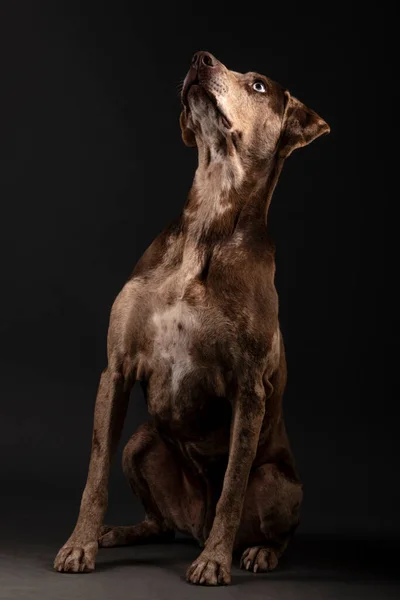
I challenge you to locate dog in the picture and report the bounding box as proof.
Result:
[54,51,329,585]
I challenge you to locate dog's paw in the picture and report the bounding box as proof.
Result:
[53,540,98,573]
[240,546,278,573]
[186,554,231,585]
[98,525,124,548]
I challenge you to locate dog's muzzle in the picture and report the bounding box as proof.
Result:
[182,51,219,106]
[181,51,232,129]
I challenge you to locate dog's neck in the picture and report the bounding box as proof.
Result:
[182,134,283,246]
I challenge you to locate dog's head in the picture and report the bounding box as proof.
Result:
[181,51,329,165]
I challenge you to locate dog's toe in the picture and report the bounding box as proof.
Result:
[186,556,230,586]
[98,525,118,547]
[54,541,97,573]
[240,546,278,573]
[99,525,114,537]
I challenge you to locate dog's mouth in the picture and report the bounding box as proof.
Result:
[182,79,232,130]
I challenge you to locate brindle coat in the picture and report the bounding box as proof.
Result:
[54,51,329,585]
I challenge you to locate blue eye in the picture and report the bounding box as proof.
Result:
[253,81,266,93]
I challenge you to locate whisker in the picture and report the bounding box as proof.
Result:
[176,79,185,98]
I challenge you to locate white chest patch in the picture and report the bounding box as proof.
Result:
[266,328,281,377]
[151,301,199,394]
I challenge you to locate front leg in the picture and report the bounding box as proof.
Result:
[186,379,266,586]
[54,367,130,573]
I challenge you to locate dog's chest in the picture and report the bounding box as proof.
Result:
[150,298,203,396]
[126,233,273,432]
[136,245,235,427]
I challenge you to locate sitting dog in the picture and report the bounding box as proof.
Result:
[54,51,329,585]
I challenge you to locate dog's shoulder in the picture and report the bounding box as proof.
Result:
[129,217,184,280]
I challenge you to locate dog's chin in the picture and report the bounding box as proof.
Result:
[185,85,232,131]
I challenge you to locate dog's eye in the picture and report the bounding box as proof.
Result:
[252,81,266,93]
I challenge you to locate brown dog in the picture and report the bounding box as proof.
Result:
[54,51,329,585]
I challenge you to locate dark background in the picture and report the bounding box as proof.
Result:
[0,1,399,598]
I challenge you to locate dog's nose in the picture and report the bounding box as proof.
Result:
[191,51,217,69]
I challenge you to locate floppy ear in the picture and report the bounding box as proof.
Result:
[279,91,330,158]
[180,109,197,147]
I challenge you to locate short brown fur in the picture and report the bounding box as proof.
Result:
[54,51,329,585]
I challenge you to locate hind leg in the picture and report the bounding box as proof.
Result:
[235,462,303,573]
[99,520,175,548]
[99,421,209,548]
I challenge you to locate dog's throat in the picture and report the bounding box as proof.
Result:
[182,151,244,238]
[182,150,283,249]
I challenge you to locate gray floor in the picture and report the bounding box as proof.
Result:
[2,533,400,600]
[1,481,399,600]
